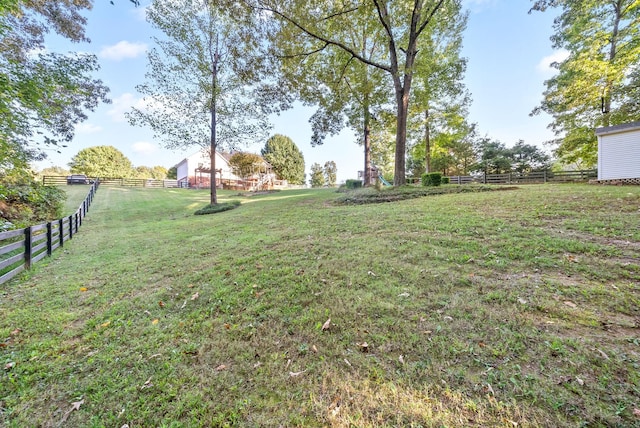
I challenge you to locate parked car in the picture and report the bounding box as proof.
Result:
[66,174,92,185]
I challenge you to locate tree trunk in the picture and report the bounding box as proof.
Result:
[424,108,431,174]
[393,82,410,186]
[209,35,219,205]
[363,99,372,186]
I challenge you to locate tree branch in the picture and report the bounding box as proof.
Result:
[417,0,446,38]
[276,42,329,59]
[252,3,392,73]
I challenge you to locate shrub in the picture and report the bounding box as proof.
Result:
[0,174,66,229]
[345,179,363,189]
[441,176,450,184]
[194,200,241,215]
[421,172,442,187]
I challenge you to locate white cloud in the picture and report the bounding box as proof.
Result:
[132,141,158,155]
[536,49,570,75]
[75,123,103,134]
[99,41,147,61]
[107,92,145,122]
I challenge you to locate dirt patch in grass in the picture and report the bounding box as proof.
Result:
[335,185,517,205]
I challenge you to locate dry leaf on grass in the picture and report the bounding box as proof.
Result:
[141,377,153,389]
[564,301,577,308]
[215,364,227,371]
[190,292,199,301]
[321,318,331,331]
[633,408,640,418]
[289,370,305,377]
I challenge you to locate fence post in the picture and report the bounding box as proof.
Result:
[544,170,548,183]
[68,215,73,239]
[47,222,52,256]
[59,218,64,247]
[24,226,32,270]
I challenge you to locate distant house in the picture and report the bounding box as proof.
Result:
[595,121,640,182]
[175,149,240,188]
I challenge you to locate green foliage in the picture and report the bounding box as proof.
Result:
[345,179,363,189]
[422,172,442,187]
[531,0,640,166]
[261,134,305,184]
[441,176,450,184]
[135,165,168,179]
[69,146,134,178]
[0,0,109,176]
[166,166,178,180]
[194,200,241,215]
[323,160,337,187]
[309,162,324,188]
[229,152,266,180]
[0,169,66,229]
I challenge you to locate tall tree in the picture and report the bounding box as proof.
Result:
[408,0,471,174]
[309,162,325,188]
[246,0,449,186]
[530,0,640,166]
[128,0,271,205]
[271,8,391,186]
[261,134,305,184]
[0,0,109,175]
[68,146,134,178]
[323,161,338,187]
[228,152,266,182]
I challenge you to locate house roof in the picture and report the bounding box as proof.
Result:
[595,121,640,136]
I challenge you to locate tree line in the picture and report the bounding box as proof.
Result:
[2,0,638,214]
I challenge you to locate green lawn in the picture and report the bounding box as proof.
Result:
[1,184,639,427]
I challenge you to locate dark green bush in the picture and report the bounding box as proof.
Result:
[421,172,442,187]
[0,172,66,229]
[345,179,363,189]
[194,200,241,215]
[441,176,450,184]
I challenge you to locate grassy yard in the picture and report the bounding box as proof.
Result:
[1,184,639,427]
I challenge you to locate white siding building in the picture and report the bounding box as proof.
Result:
[175,149,240,188]
[595,121,640,181]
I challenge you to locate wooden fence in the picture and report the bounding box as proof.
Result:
[0,182,99,285]
[43,176,178,188]
[447,169,597,185]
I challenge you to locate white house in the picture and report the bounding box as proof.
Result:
[175,149,240,188]
[595,121,640,181]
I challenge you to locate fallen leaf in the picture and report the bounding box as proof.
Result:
[224,323,231,330]
[596,348,610,360]
[564,301,577,308]
[59,398,84,424]
[180,300,187,309]
[289,370,305,377]
[344,358,352,367]
[367,270,376,277]
[518,298,527,305]
[141,377,153,389]
[576,377,584,386]
[80,287,88,292]
[443,316,453,321]
[253,362,262,369]
[151,319,159,325]
[633,408,640,418]
[357,342,369,353]
[100,321,111,328]
[399,355,405,364]
[10,329,21,336]
[215,364,227,371]
[190,292,199,301]
[398,292,410,298]
[322,318,331,331]
[158,301,165,307]
[5,362,15,370]
[312,345,318,353]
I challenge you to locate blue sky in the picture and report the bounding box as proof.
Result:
[36,0,563,183]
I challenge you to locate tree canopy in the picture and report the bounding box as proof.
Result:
[309,162,325,188]
[246,0,451,186]
[68,146,134,178]
[128,0,273,204]
[530,0,640,166]
[0,0,109,175]
[261,134,305,184]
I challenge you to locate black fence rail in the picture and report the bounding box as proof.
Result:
[0,182,99,285]
[447,169,597,185]
[42,176,178,188]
